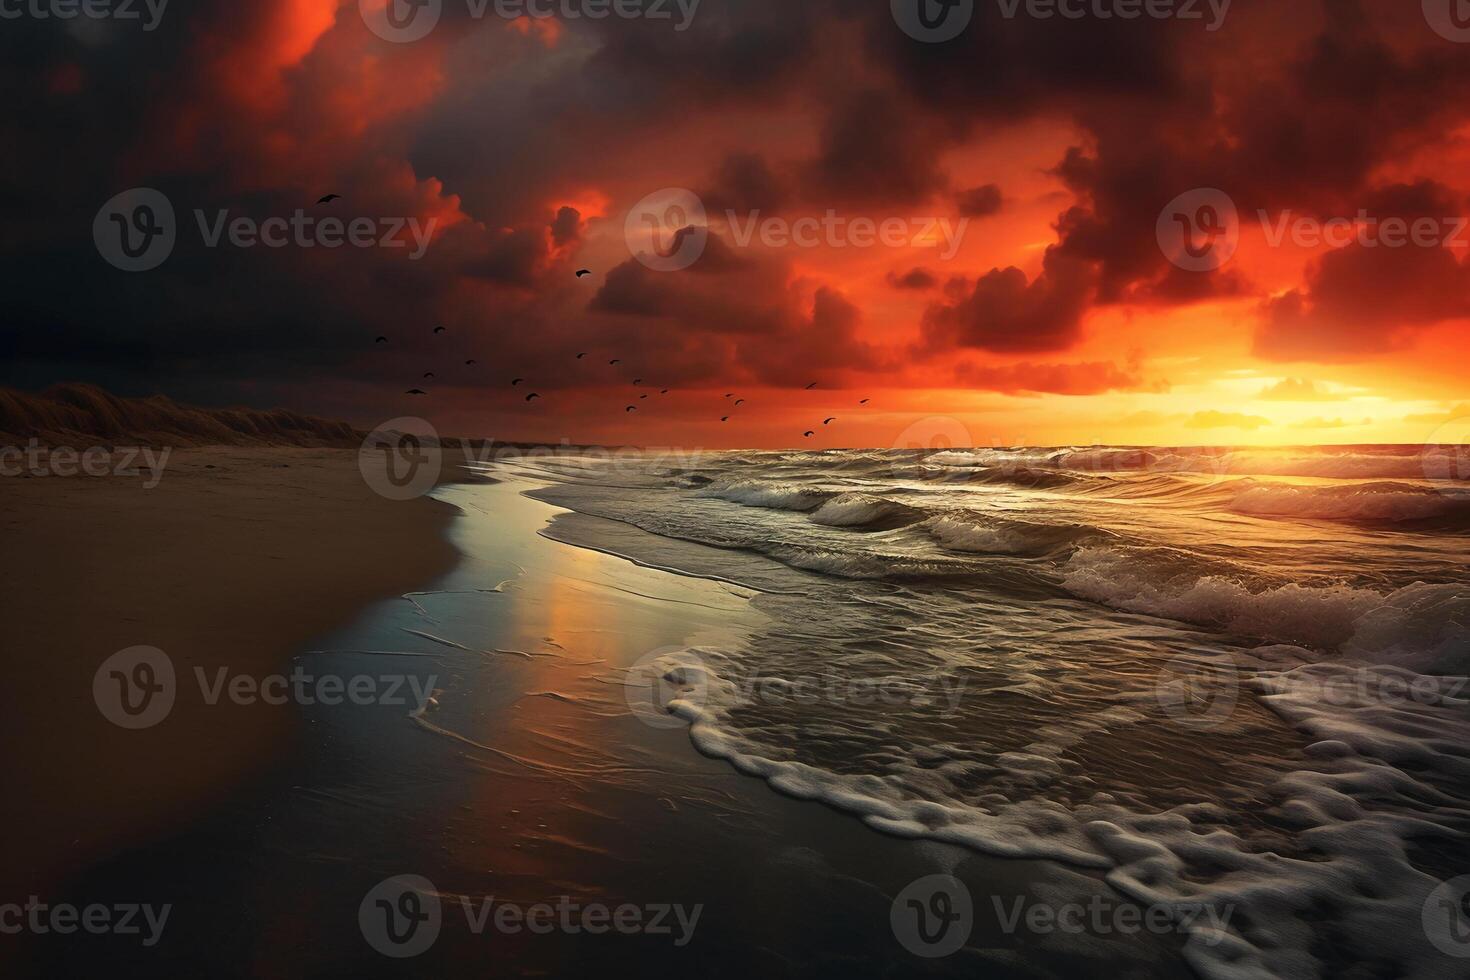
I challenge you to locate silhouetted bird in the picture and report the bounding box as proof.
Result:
[609,359,621,365]
[317,194,340,205]
[804,382,818,389]
[860,398,870,404]
[424,372,435,379]
[724,393,734,398]
[575,269,593,278]
[465,359,476,366]
[407,389,426,395]
[633,379,643,385]
[823,417,836,425]
[803,430,814,437]
[640,394,649,399]
[512,378,524,386]
[375,336,388,344]
[720,416,730,422]
[434,326,447,334]
[626,405,637,412]
[525,393,541,402]
[576,353,588,359]
[734,399,745,406]
[660,389,670,394]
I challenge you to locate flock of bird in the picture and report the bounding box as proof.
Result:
[322,193,871,436]
[346,210,870,437]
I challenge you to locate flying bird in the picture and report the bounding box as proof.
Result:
[734,399,745,406]
[640,394,649,399]
[633,379,643,385]
[317,194,340,205]
[512,378,524,386]
[609,359,622,365]
[803,430,815,437]
[375,336,387,344]
[724,393,734,399]
[406,388,426,395]
[465,359,476,366]
[575,269,593,278]
[660,389,670,395]
[859,398,870,404]
[823,417,837,425]
[720,416,730,422]
[576,353,588,359]
[525,393,541,402]
[423,372,435,379]
[434,326,447,334]
[625,405,637,412]
[804,382,818,390]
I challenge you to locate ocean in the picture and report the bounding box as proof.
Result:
[511,443,1470,978]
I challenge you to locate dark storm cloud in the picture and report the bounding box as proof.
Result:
[3,0,1470,417]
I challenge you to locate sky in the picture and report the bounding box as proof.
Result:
[2,0,1469,449]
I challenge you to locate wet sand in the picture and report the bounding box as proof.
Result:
[0,448,462,906]
[10,466,1197,978]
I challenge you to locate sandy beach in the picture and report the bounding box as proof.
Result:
[5,456,1206,978]
[0,447,461,906]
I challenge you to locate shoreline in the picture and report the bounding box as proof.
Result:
[14,466,1200,978]
[0,447,467,905]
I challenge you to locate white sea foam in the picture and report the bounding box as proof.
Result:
[645,644,1470,980]
[925,516,1034,554]
[808,492,900,527]
[1060,546,1469,674]
[704,478,826,511]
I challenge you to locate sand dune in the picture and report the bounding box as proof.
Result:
[0,383,363,448]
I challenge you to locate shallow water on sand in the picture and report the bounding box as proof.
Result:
[28,474,1203,979]
[509,446,1470,980]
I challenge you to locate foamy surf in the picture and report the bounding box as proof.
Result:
[512,446,1469,979]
